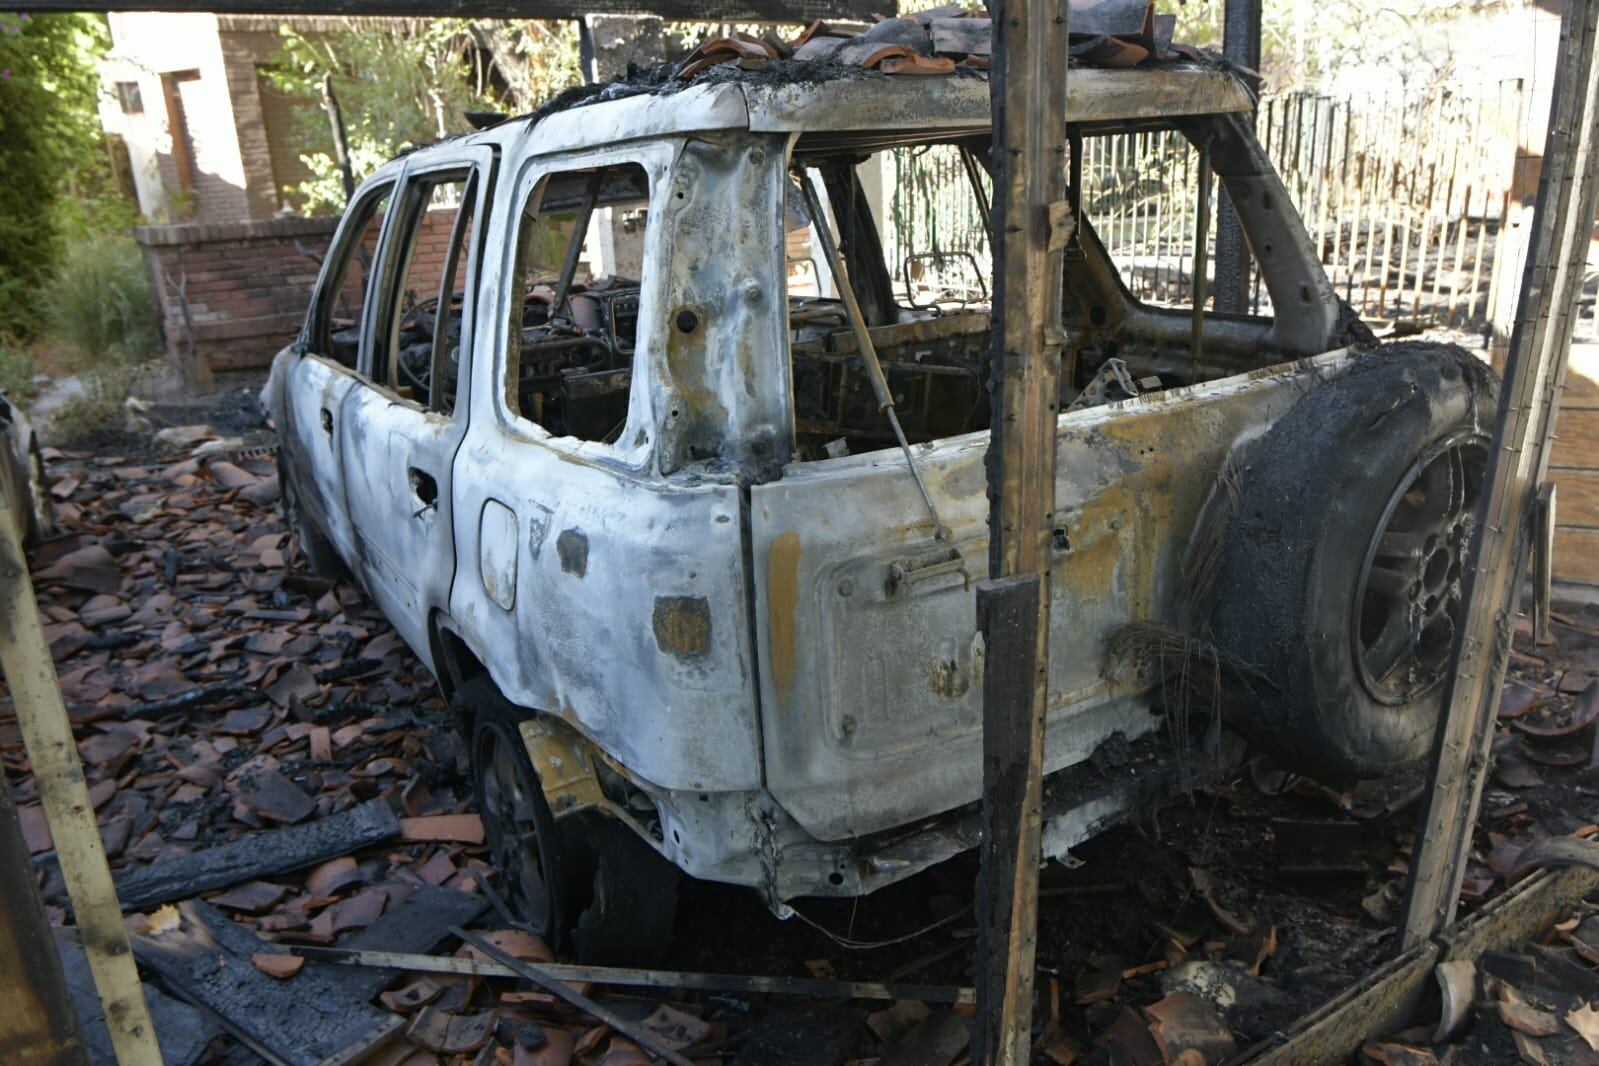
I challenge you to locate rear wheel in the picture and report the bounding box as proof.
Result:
[1351,434,1487,705]
[460,676,678,964]
[471,687,562,940]
[1209,345,1498,780]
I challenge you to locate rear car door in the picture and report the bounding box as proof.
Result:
[284,181,396,563]
[447,145,762,795]
[338,149,494,668]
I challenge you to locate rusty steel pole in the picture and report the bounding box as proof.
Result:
[973,0,1070,1061]
[1401,0,1599,948]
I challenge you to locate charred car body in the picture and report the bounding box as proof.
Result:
[0,389,52,549]
[265,59,1495,957]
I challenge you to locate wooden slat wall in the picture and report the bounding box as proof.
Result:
[1552,344,1599,585]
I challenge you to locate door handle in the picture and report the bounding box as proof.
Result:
[408,466,439,512]
[320,408,333,435]
[885,546,968,601]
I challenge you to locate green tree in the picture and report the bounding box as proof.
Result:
[267,19,584,213]
[1166,0,1514,93]
[0,12,111,336]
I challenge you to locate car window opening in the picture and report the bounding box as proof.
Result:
[508,162,650,444]
[313,184,393,369]
[786,123,1288,464]
[382,172,475,413]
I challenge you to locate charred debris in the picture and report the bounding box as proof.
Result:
[3,419,1599,1064]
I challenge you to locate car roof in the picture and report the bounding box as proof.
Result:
[394,61,1251,174]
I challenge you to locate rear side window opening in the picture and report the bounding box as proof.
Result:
[784,123,1296,463]
[505,161,651,447]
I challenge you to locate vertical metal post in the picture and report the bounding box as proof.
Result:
[1400,0,1599,949]
[577,16,598,84]
[1213,0,1260,314]
[1189,142,1213,381]
[1533,483,1556,646]
[0,764,89,1066]
[0,489,161,1065]
[974,0,1070,1061]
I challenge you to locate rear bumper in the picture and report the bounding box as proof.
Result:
[618,727,1246,903]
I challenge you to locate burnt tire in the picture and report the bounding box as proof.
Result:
[1209,345,1498,781]
[567,817,679,968]
[461,676,678,965]
[277,450,343,578]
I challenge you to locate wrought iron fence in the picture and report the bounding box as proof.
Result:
[882,79,1537,338]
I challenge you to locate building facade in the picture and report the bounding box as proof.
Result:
[98,14,337,385]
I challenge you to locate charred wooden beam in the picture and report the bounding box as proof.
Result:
[0,483,161,1066]
[114,798,399,912]
[131,901,403,1066]
[1401,0,1599,948]
[0,0,889,17]
[0,765,89,1066]
[1242,866,1599,1062]
[975,0,1070,1061]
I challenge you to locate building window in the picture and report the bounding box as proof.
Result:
[115,81,143,114]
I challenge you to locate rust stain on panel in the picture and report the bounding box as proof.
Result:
[768,530,802,697]
[653,596,713,659]
[556,528,588,578]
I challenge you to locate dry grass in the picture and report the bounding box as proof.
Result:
[47,365,145,449]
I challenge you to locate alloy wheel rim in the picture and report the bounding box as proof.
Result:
[477,723,553,933]
[1352,433,1488,706]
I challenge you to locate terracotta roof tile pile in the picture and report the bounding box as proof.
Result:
[1,437,726,1064]
[3,434,981,1065]
[12,422,1599,1065]
[677,1,1189,81]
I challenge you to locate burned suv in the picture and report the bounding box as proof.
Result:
[265,56,1495,958]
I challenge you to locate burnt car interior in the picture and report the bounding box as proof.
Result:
[786,120,1294,462]
[316,186,392,371]
[314,174,479,418]
[383,172,476,415]
[507,163,649,443]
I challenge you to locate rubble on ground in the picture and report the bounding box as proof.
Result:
[6,422,1599,1064]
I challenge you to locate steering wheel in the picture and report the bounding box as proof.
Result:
[398,343,431,395]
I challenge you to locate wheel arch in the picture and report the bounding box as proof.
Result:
[429,612,487,709]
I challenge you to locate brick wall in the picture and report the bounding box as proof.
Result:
[135,216,337,385]
[133,206,464,386]
[399,207,462,304]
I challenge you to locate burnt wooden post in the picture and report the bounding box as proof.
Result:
[1400,0,1599,949]
[0,489,161,1065]
[974,0,1069,1062]
[0,764,89,1066]
[2,0,891,14]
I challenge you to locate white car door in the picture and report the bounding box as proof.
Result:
[337,150,495,669]
[283,179,398,564]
